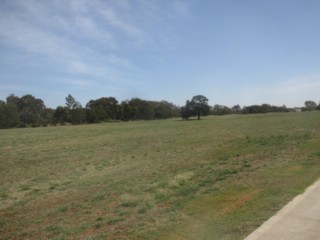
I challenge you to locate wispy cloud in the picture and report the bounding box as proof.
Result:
[0,0,192,106]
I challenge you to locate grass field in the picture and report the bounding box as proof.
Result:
[0,112,320,239]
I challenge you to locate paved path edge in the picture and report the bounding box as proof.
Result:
[244,179,320,240]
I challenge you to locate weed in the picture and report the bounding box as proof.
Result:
[19,184,31,191]
[57,205,68,213]
[155,191,171,203]
[92,192,105,202]
[116,210,129,216]
[138,203,153,214]
[0,188,9,198]
[45,224,64,234]
[120,201,138,208]
[107,217,124,225]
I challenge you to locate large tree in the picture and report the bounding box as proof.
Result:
[86,97,119,122]
[119,98,154,121]
[154,100,180,119]
[181,95,209,120]
[304,100,317,111]
[17,94,46,127]
[192,95,210,120]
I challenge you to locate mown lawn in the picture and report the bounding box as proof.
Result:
[0,112,319,239]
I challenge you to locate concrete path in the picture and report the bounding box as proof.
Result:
[244,179,320,240]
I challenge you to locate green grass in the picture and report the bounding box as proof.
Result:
[0,112,319,239]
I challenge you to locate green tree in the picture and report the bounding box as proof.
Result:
[6,94,20,106]
[65,94,83,123]
[65,94,82,110]
[86,97,119,122]
[54,106,67,125]
[70,108,86,125]
[231,105,241,113]
[119,98,159,121]
[42,108,55,126]
[191,95,210,120]
[304,100,317,111]
[154,101,180,119]
[211,105,232,115]
[180,100,194,120]
[182,95,209,120]
[0,103,20,129]
[18,95,46,127]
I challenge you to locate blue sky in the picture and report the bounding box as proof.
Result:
[0,0,319,108]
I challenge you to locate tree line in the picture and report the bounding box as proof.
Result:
[0,93,319,129]
[210,101,320,115]
[0,94,181,128]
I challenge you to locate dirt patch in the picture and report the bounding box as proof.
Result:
[218,189,260,217]
[184,187,260,219]
[287,165,304,172]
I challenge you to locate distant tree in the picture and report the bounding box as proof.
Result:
[43,108,55,126]
[18,94,46,127]
[64,94,83,123]
[118,98,178,121]
[180,100,194,120]
[305,100,317,108]
[119,100,136,121]
[6,94,20,106]
[70,108,87,125]
[181,95,209,120]
[139,100,155,120]
[154,101,180,119]
[65,94,81,110]
[0,104,20,129]
[126,98,154,120]
[231,105,241,113]
[86,97,119,122]
[211,104,232,115]
[191,95,210,120]
[242,104,289,114]
[54,106,67,125]
[303,100,317,111]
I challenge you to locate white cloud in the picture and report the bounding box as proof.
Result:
[0,14,66,58]
[0,3,123,81]
[99,8,147,43]
[0,0,193,107]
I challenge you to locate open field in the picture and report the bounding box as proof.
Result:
[0,112,320,239]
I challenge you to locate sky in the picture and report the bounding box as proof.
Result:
[0,0,320,108]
